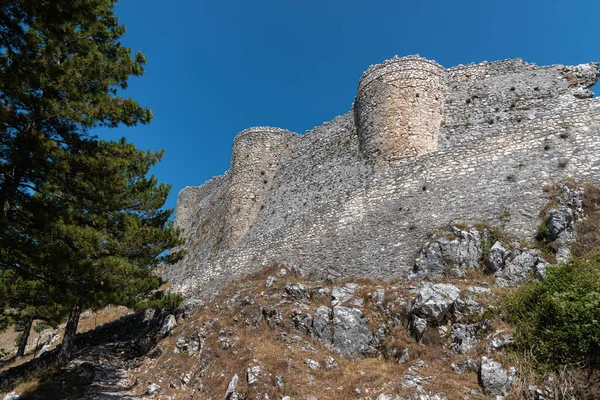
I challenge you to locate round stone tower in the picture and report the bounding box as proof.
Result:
[354,55,448,168]
[224,127,296,248]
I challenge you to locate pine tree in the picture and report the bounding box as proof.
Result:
[0,1,183,363]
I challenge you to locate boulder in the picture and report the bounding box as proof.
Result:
[479,356,515,396]
[324,356,338,370]
[160,314,177,336]
[292,310,313,334]
[411,284,460,323]
[496,250,540,286]
[312,306,333,343]
[224,374,239,400]
[331,283,359,307]
[450,323,479,354]
[262,306,283,328]
[453,297,482,319]
[486,241,508,273]
[399,348,410,364]
[305,358,321,370]
[410,315,428,341]
[412,227,482,279]
[285,283,310,303]
[546,207,573,241]
[451,358,479,374]
[147,383,161,395]
[486,333,515,354]
[247,365,263,385]
[331,306,375,356]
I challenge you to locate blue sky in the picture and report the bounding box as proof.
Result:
[98,0,600,212]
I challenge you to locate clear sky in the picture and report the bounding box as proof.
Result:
[97,0,600,212]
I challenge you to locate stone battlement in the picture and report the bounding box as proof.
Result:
[165,56,600,299]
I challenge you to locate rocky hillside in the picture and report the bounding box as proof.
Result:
[1,181,598,400]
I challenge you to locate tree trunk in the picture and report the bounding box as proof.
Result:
[16,317,33,358]
[57,302,82,365]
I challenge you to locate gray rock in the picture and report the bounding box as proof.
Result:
[266,276,276,287]
[452,358,479,374]
[486,333,515,354]
[247,365,263,385]
[305,358,321,370]
[306,397,318,400]
[147,383,161,395]
[479,356,515,396]
[331,283,359,307]
[262,306,283,328]
[160,314,177,336]
[3,392,20,400]
[275,375,284,389]
[332,306,375,356]
[535,262,548,280]
[285,283,310,302]
[292,310,313,334]
[224,374,239,400]
[451,323,479,354]
[400,363,435,390]
[486,241,508,272]
[411,284,460,322]
[454,297,483,318]
[311,286,331,301]
[413,241,445,279]
[312,306,333,343]
[399,347,410,364]
[496,250,540,286]
[412,227,482,279]
[466,286,491,295]
[410,314,428,341]
[547,207,573,242]
[376,395,393,400]
[324,356,338,370]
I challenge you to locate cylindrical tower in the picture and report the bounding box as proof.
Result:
[354,55,447,168]
[224,127,296,248]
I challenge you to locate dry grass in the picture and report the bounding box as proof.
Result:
[121,265,510,399]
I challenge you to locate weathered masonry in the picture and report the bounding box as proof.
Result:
[166,56,600,299]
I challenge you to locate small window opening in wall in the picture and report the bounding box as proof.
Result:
[415,92,420,97]
[422,185,427,191]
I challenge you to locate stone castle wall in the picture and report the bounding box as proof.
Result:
[164,56,600,299]
[224,127,298,248]
[354,56,447,168]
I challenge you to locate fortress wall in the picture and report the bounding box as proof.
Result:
[223,127,298,248]
[354,56,447,168]
[441,59,599,147]
[246,112,371,236]
[165,172,231,285]
[170,95,600,298]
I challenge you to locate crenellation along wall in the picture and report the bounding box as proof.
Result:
[354,55,447,168]
[167,56,600,299]
[223,127,299,248]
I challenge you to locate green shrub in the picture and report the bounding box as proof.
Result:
[505,259,600,371]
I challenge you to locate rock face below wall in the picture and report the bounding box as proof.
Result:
[164,56,600,299]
